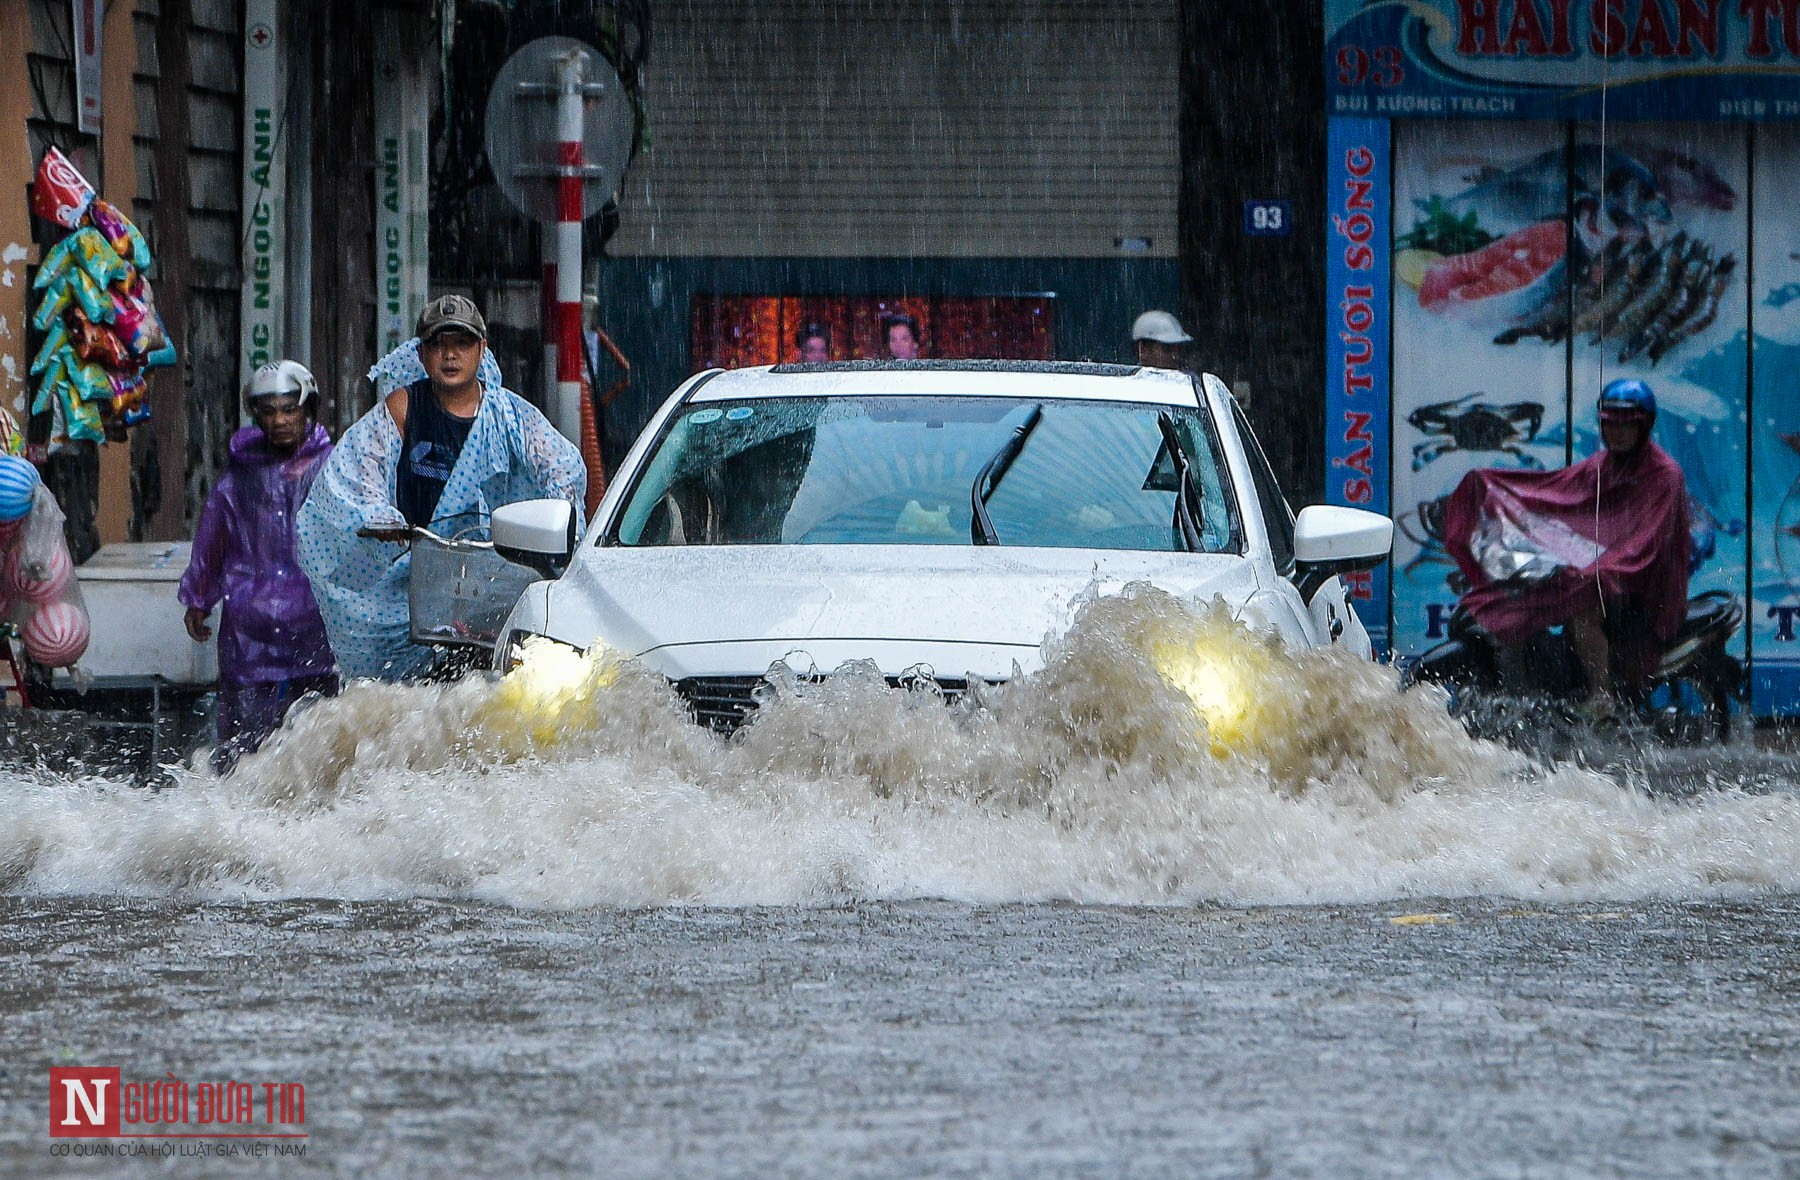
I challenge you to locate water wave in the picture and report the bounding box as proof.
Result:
[2,587,1795,908]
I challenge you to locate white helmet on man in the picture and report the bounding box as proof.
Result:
[244,360,317,407]
[1131,310,1193,345]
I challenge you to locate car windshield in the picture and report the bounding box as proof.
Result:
[611,395,1242,553]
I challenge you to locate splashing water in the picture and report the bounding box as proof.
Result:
[2,587,1795,908]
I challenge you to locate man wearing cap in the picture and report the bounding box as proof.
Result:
[1131,310,1194,370]
[297,295,586,680]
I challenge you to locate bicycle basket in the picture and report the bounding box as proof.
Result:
[408,532,541,648]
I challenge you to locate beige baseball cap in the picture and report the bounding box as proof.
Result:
[416,294,488,342]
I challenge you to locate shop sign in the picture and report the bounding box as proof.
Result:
[71,0,101,135]
[373,11,429,358]
[239,0,285,393]
[1327,0,1800,119]
[1324,117,1392,653]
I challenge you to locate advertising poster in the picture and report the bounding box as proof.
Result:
[1388,121,1569,657]
[1751,124,1800,713]
[1327,0,1800,121]
[1325,116,1392,653]
[1565,124,1750,658]
[688,296,1055,369]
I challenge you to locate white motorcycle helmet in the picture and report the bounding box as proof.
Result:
[244,359,317,408]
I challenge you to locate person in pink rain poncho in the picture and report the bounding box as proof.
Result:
[1444,378,1691,720]
[179,361,337,768]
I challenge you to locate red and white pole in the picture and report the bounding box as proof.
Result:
[549,50,586,443]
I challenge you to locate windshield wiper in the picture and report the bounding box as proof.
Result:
[1157,411,1205,552]
[969,404,1044,545]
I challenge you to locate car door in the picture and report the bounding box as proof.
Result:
[1223,395,1369,656]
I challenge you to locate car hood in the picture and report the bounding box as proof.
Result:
[542,545,1262,680]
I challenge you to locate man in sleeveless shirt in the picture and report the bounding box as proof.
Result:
[366,296,492,540]
[297,296,586,679]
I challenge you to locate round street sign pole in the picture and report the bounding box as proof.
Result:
[484,36,633,443]
[553,49,587,446]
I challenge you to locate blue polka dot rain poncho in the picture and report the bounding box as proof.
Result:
[297,339,586,680]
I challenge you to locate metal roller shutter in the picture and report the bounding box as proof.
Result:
[609,0,1178,258]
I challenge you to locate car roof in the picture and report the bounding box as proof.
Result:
[685,359,1207,407]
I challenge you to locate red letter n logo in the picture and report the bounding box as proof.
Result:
[49,1067,120,1137]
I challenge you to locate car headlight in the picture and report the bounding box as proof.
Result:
[1153,632,1275,755]
[483,633,623,746]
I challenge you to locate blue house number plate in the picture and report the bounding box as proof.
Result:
[1243,200,1291,237]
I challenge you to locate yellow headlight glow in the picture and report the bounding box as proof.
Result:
[1151,624,1277,755]
[481,635,622,748]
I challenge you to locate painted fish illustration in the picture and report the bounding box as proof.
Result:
[1568,237,1655,337]
[1599,232,1689,345]
[1447,146,1671,233]
[1618,144,1737,211]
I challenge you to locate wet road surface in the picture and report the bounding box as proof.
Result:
[5,895,1800,1178]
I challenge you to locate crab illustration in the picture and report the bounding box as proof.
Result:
[1396,495,1469,594]
[1408,394,1546,471]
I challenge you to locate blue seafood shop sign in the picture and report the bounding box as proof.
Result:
[1327,0,1800,119]
[1324,1,1800,720]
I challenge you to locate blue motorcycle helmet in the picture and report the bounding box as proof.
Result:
[1598,377,1656,422]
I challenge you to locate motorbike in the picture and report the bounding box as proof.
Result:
[1403,503,1743,743]
[1405,590,1743,744]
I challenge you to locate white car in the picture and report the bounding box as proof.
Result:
[491,360,1391,728]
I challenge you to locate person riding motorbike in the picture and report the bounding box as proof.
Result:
[296,296,586,680]
[1441,378,1690,721]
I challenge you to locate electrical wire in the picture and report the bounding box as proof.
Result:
[1595,30,1611,621]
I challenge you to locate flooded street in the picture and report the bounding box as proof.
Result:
[3,599,1799,1175]
[5,897,1800,1176]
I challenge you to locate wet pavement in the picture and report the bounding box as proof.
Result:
[4,896,1800,1177]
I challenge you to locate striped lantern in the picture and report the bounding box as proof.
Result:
[0,456,39,523]
[5,543,72,604]
[23,600,89,667]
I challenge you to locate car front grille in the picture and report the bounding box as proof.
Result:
[672,675,971,734]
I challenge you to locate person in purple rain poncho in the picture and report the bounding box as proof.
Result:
[179,360,337,768]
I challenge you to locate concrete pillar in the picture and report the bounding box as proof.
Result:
[96,0,141,546]
[0,0,34,434]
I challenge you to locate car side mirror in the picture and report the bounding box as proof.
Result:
[1292,505,1392,603]
[492,499,576,579]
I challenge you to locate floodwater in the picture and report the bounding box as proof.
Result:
[3,588,1799,1176]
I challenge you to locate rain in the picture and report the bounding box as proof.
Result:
[4,1,1800,1175]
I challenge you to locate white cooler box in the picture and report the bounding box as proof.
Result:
[59,542,219,684]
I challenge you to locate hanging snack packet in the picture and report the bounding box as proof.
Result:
[30,147,96,230]
[65,356,114,403]
[69,311,133,370]
[70,227,130,289]
[32,236,76,290]
[29,320,68,376]
[60,385,105,442]
[30,279,72,331]
[111,285,165,357]
[68,267,113,324]
[109,371,151,427]
[87,198,153,271]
